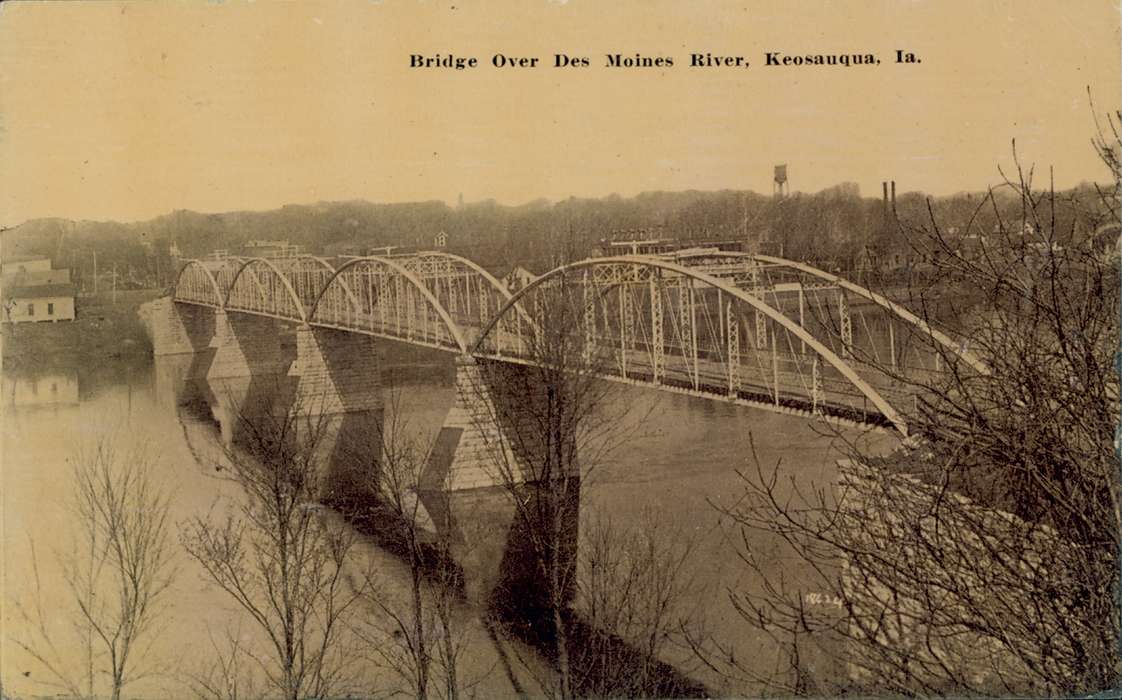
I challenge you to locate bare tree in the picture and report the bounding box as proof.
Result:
[712,117,1121,696]
[572,508,705,697]
[184,623,267,700]
[181,394,370,700]
[9,437,176,700]
[344,391,475,700]
[464,268,642,700]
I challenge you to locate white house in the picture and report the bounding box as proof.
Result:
[2,283,77,323]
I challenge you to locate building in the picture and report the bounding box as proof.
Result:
[1,253,77,324]
[2,282,77,323]
[1,266,70,288]
[592,237,745,258]
[592,238,678,257]
[240,239,303,258]
[435,231,448,248]
[1,253,52,277]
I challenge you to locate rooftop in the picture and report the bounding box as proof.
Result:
[4,282,76,298]
[2,253,50,263]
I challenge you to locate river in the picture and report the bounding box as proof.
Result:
[1,341,893,698]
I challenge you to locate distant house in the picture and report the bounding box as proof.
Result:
[2,282,77,323]
[435,231,448,249]
[592,238,677,257]
[241,240,303,258]
[1,254,52,277]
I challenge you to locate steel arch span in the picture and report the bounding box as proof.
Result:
[170,249,984,433]
[471,255,914,434]
[657,248,988,376]
[172,255,472,352]
[398,251,537,345]
[173,260,226,308]
[271,255,339,310]
[307,256,470,353]
[224,257,311,322]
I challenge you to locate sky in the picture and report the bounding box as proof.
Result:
[0,0,1119,225]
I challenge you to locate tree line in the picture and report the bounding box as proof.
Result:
[7,179,1111,291]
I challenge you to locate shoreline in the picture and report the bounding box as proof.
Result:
[1,288,162,375]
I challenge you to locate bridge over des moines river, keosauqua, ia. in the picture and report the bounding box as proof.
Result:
[163,248,984,439]
[150,247,987,663]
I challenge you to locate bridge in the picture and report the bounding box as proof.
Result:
[153,247,985,640]
[166,249,983,440]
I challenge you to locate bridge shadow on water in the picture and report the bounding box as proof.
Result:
[326,482,709,699]
[167,352,709,697]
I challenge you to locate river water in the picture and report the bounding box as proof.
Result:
[1,340,893,698]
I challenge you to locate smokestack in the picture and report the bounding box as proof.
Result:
[891,180,896,210]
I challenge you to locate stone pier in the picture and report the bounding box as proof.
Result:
[288,325,384,501]
[207,311,288,380]
[205,311,292,446]
[421,356,581,621]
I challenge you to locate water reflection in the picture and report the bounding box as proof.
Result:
[1,344,892,698]
[2,371,79,408]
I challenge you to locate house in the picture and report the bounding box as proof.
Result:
[241,240,303,258]
[435,231,448,248]
[1,267,70,288]
[2,282,77,323]
[1,253,52,277]
[592,238,677,257]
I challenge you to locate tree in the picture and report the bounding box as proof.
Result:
[344,391,474,700]
[464,266,642,699]
[572,509,705,698]
[712,118,1122,696]
[184,623,268,700]
[181,394,369,700]
[10,437,176,700]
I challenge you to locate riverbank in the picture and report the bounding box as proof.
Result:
[1,289,162,372]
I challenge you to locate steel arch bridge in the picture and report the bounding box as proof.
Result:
[173,249,984,435]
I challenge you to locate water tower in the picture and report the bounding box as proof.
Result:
[773,164,789,198]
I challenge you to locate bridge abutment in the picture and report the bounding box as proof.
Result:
[148,298,215,356]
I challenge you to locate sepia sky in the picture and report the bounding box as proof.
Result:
[0,0,1118,225]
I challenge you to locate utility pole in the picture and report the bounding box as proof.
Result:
[93,249,98,295]
[112,263,118,304]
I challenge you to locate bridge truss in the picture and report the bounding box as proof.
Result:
[173,249,983,435]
